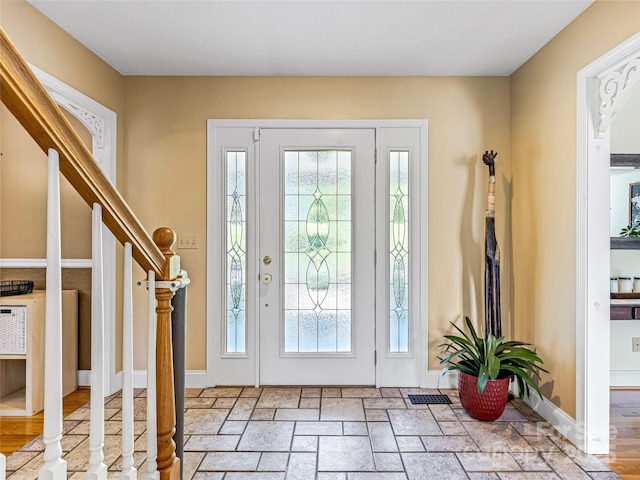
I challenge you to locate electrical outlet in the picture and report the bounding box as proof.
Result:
[633,337,640,353]
[177,235,198,249]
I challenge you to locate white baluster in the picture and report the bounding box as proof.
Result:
[39,148,66,480]
[1,453,6,479]
[146,270,159,480]
[120,243,136,480]
[87,203,107,480]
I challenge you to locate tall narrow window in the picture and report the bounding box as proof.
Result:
[390,151,409,353]
[283,150,352,353]
[226,151,246,353]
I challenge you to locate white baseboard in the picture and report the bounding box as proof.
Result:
[80,369,207,391]
[78,370,123,396]
[426,369,458,389]
[523,393,578,448]
[78,370,91,386]
[133,370,208,389]
[133,370,147,388]
[610,370,640,387]
[185,370,208,388]
[110,371,123,395]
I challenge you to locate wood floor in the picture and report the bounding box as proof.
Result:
[1,387,639,478]
[0,387,90,456]
[598,389,640,480]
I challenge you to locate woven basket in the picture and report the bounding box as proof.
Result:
[0,280,34,296]
[458,371,509,421]
[0,305,27,355]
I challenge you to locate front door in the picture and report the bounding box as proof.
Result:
[207,120,427,388]
[258,129,376,385]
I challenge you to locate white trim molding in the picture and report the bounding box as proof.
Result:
[426,369,458,389]
[132,370,207,389]
[610,370,640,387]
[77,370,92,387]
[0,258,92,268]
[524,395,579,448]
[79,370,122,391]
[576,31,640,454]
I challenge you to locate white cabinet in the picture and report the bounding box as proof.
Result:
[0,290,78,416]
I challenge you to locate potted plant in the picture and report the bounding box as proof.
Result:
[619,224,640,237]
[438,317,547,421]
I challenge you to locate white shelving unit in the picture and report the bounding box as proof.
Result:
[0,290,78,416]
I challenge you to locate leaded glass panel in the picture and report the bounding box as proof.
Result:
[226,151,246,354]
[284,150,352,353]
[390,151,409,353]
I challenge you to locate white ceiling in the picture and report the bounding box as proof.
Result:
[28,0,593,76]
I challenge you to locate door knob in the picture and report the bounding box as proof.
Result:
[262,273,272,283]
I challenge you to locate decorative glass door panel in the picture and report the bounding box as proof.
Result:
[389,151,409,353]
[284,150,352,353]
[226,151,247,354]
[259,129,375,385]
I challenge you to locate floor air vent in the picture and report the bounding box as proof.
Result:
[408,394,452,405]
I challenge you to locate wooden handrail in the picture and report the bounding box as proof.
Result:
[0,28,165,276]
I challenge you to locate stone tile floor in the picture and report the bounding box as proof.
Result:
[5,387,621,479]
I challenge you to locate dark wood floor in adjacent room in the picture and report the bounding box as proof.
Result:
[598,389,640,480]
[0,387,91,456]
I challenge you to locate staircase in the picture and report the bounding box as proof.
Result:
[1,28,184,480]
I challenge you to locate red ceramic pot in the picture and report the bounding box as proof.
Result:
[458,371,510,421]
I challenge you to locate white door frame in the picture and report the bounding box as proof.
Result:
[576,32,640,454]
[206,119,428,388]
[0,65,119,395]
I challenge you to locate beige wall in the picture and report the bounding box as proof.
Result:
[511,0,640,418]
[124,76,511,370]
[1,107,93,259]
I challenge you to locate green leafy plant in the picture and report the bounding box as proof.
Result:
[438,317,548,399]
[619,224,640,237]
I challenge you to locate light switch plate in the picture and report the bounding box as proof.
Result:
[177,235,198,249]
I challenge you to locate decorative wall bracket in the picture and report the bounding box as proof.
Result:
[29,63,116,176]
[597,54,640,135]
[48,91,105,148]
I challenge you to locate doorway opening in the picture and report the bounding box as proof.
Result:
[577,32,640,454]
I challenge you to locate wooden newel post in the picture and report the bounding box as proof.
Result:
[152,227,181,480]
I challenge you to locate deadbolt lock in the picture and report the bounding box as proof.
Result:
[263,255,272,265]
